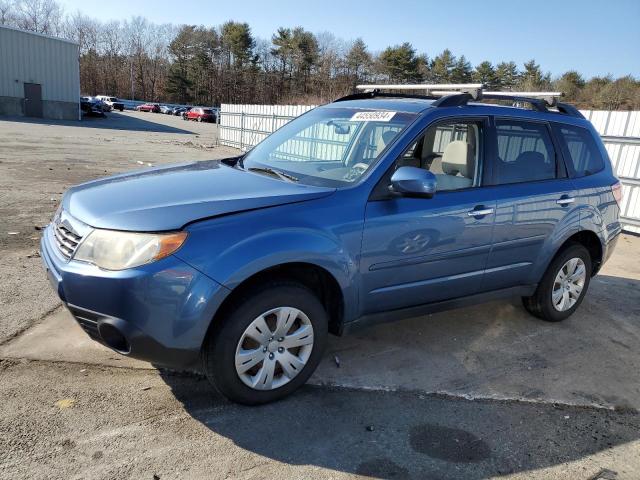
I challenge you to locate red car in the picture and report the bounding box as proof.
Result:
[136,103,160,113]
[184,107,216,122]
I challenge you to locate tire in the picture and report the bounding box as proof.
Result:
[522,243,592,322]
[202,282,328,405]
[197,116,202,122]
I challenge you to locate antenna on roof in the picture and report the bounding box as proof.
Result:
[355,83,484,100]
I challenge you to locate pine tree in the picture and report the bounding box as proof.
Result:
[495,61,520,90]
[345,38,372,81]
[473,61,497,88]
[451,55,473,83]
[378,42,421,83]
[431,49,455,83]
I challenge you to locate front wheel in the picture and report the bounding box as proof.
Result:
[522,243,592,322]
[202,282,328,405]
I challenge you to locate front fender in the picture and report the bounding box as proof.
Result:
[174,199,365,323]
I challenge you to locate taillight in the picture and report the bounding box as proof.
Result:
[611,181,623,207]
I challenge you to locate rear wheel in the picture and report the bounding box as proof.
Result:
[202,282,328,405]
[522,243,592,322]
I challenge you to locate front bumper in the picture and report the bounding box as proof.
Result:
[40,224,229,369]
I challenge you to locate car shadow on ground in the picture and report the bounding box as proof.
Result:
[158,371,638,479]
[0,112,196,134]
[157,273,640,479]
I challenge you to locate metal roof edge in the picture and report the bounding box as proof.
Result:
[0,24,79,47]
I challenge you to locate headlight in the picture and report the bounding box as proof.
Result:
[74,229,188,270]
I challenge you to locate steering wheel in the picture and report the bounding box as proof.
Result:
[343,162,370,181]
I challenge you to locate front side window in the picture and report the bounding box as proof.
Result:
[494,119,556,184]
[241,107,417,187]
[556,124,604,177]
[397,119,483,191]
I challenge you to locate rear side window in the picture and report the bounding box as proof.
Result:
[556,124,604,177]
[494,119,556,184]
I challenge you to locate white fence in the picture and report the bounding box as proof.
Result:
[581,110,640,232]
[219,104,640,232]
[218,104,315,151]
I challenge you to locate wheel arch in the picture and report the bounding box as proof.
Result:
[548,229,604,277]
[204,262,347,352]
[563,230,604,275]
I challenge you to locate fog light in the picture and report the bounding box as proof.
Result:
[98,322,130,353]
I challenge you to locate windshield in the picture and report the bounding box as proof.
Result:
[241,107,417,187]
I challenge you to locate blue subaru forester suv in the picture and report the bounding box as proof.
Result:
[41,85,622,404]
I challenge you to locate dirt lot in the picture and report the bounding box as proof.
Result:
[0,111,639,479]
[0,111,235,343]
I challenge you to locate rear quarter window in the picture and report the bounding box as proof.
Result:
[493,119,557,184]
[555,124,605,177]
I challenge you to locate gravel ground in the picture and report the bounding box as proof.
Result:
[0,111,235,344]
[1,359,639,480]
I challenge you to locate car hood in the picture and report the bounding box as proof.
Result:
[62,160,335,231]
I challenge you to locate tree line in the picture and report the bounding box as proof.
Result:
[2,0,639,109]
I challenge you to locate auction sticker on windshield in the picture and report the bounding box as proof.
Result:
[350,111,396,122]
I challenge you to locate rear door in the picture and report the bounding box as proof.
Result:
[24,83,43,118]
[360,117,497,314]
[482,118,578,290]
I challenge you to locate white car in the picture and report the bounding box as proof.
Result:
[95,95,125,112]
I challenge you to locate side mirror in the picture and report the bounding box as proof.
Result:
[389,166,437,198]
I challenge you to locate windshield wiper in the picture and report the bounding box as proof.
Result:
[247,166,299,182]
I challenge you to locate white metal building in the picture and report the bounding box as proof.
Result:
[0,25,80,120]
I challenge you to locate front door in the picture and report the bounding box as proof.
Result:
[360,117,496,314]
[24,83,43,118]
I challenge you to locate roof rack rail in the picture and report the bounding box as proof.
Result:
[336,85,583,118]
[556,102,586,119]
[482,91,563,107]
[355,83,483,100]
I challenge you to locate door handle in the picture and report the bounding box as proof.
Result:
[556,196,575,206]
[468,208,494,217]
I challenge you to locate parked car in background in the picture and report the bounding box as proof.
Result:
[159,105,173,114]
[80,96,105,117]
[185,107,216,122]
[96,96,125,112]
[42,84,621,405]
[174,107,189,116]
[136,103,160,113]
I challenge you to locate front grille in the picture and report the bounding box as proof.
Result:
[67,305,101,340]
[53,222,82,259]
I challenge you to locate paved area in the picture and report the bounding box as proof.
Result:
[1,359,639,480]
[1,111,639,479]
[0,111,233,344]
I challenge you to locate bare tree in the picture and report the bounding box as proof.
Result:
[0,0,16,25]
[6,0,637,109]
[14,0,63,35]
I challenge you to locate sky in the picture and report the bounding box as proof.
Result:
[56,0,640,78]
